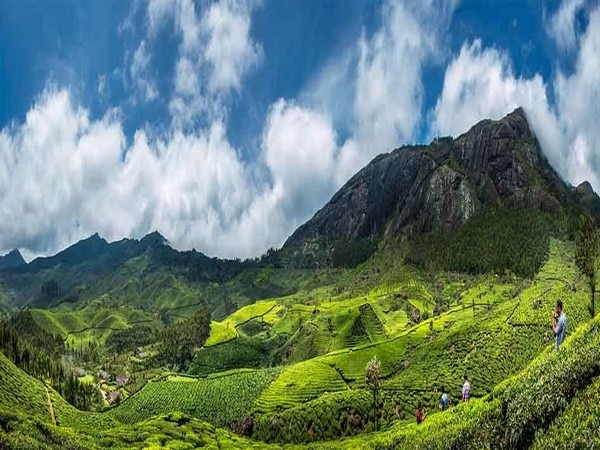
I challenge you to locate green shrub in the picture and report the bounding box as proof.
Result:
[409,207,552,278]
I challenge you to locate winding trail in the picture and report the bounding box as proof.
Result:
[44,385,57,426]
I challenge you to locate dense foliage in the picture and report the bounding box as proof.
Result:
[106,325,155,354]
[153,305,211,369]
[108,369,278,427]
[575,213,598,317]
[331,239,378,268]
[0,312,100,411]
[409,207,552,277]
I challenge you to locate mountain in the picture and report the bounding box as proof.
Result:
[1,231,243,309]
[284,107,592,263]
[0,249,25,270]
[575,180,600,219]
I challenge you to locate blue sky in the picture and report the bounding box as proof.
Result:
[0,0,599,259]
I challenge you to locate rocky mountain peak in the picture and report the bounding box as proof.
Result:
[283,107,580,265]
[576,181,595,196]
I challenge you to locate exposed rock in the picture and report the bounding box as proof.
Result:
[575,181,600,222]
[283,108,583,265]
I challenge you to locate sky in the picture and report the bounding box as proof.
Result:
[0,0,599,260]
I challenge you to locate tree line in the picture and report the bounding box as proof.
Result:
[0,311,101,410]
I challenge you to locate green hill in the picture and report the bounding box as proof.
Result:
[4,109,600,448]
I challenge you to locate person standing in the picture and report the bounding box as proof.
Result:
[416,402,427,424]
[462,374,471,402]
[551,300,567,352]
[439,385,449,411]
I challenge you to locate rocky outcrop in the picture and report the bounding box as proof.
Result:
[575,181,600,221]
[284,108,584,262]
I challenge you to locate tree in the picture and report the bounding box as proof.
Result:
[576,214,599,318]
[190,306,211,347]
[155,304,211,369]
[365,356,381,429]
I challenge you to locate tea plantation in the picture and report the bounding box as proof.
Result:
[3,238,600,449]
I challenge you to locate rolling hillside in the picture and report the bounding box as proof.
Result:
[3,109,600,448]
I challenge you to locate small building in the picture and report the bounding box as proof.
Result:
[74,368,86,377]
[116,375,129,387]
[134,347,145,359]
[105,390,121,404]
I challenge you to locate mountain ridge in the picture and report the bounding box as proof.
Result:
[0,249,25,270]
[2,108,600,306]
[283,107,599,264]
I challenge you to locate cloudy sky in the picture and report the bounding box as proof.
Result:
[0,0,598,259]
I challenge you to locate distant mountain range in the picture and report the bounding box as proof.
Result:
[0,249,25,270]
[1,107,599,308]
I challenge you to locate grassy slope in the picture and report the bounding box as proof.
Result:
[3,237,600,448]
[4,298,600,449]
[532,376,600,448]
[30,303,161,348]
[0,350,281,449]
[250,239,592,442]
[107,368,280,427]
[313,314,600,450]
[0,352,52,423]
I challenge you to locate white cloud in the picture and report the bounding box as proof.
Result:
[130,40,159,102]
[146,0,262,125]
[147,0,176,35]
[353,2,428,155]
[430,40,552,138]
[547,0,586,52]
[97,74,107,97]
[554,5,600,187]
[262,100,337,218]
[0,90,340,259]
[0,90,125,253]
[1,0,464,259]
[202,0,262,93]
[329,0,459,183]
[431,5,600,191]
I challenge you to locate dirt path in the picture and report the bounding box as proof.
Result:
[44,385,57,426]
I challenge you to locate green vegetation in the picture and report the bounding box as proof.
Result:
[0,312,101,411]
[313,314,600,450]
[576,213,599,317]
[108,369,279,427]
[153,306,211,369]
[532,376,600,448]
[409,207,552,277]
[3,211,600,448]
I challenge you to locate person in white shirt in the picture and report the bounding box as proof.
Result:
[462,374,471,402]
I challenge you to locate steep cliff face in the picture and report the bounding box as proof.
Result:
[284,108,585,262]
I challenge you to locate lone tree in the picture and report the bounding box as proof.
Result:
[576,214,599,318]
[365,356,382,429]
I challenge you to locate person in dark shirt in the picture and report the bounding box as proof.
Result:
[416,402,427,424]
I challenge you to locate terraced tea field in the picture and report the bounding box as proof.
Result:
[245,239,595,442]
[206,300,281,347]
[108,368,279,426]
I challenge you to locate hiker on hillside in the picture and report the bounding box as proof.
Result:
[416,402,426,424]
[439,385,449,411]
[551,299,567,352]
[462,374,471,402]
